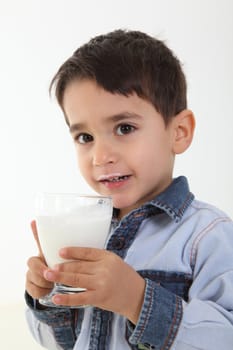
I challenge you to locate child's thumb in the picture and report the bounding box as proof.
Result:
[30,220,43,257]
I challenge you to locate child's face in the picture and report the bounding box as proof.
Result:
[63,79,176,217]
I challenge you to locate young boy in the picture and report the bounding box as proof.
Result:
[25,30,233,350]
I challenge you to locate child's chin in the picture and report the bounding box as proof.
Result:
[112,198,136,214]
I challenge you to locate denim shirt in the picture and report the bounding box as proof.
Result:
[25,176,233,349]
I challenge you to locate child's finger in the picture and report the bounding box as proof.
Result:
[59,246,106,261]
[30,220,43,257]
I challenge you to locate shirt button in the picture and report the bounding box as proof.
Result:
[112,237,125,250]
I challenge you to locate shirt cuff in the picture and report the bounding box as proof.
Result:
[25,291,50,311]
[24,291,72,326]
[127,278,183,349]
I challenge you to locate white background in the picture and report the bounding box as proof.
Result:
[0,0,232,348]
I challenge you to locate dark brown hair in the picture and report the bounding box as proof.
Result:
[50,29,187,125]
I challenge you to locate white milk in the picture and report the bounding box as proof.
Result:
[36,209,112,268]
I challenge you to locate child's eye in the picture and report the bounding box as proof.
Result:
[75,133,93,144]
[116,124,135,136]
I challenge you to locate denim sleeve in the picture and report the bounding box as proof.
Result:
[25,292,77,350]
[174,219,233,349]
[127,219,233,350]
[127,279,183,349]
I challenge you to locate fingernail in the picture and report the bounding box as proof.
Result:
[53,295,62,304]
[44,270,55,281]
[59,248,67,257]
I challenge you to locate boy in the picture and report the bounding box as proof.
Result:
[25,30,233,350]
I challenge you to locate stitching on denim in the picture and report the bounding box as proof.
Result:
[190,217,231,269]
[138,270,192,283]
[136,280,155,341]
[89,208,151,349]
[151,177,194,222]
[177,192,194,217]
[161,296,182,350]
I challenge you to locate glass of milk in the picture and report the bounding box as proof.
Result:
[35,193,113,308]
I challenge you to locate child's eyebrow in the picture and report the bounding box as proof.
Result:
[69,112,142,134]
[109,112,142,123]
[69,122,85,134]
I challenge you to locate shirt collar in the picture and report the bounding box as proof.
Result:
[148,176,194,222]
[113,176,194,223]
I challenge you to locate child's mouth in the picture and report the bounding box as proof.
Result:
[103,175,129,183]
[98,174,131,188]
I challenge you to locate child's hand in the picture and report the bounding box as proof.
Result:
[25,221,54,299]
[43,247,146,324]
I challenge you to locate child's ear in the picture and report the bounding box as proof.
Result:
[172,109,195,154]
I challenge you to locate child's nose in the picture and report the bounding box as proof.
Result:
[92,140,116,166]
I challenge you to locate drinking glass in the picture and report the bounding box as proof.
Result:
[34,193,113,308]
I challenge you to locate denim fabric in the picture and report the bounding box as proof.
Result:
[25,176,233,350]
[89,204,161,350]
[137,270,192,302]
[125,271,192,350]
[25,292,79,350]
[128,279,183,350]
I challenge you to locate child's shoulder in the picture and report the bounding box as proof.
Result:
[186,199,233,269]
[189,198,232,222]
[185,198,233,244]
